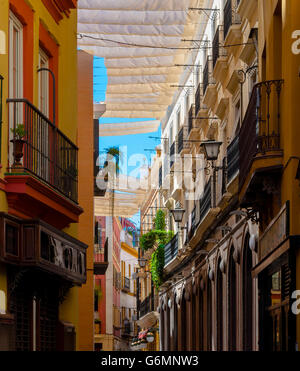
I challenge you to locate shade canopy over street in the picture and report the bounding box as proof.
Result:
[78,0,206,123]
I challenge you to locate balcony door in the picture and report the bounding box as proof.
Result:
[37,48,50,182]
[9,270,59,351]
[8,12,23,167]
[38,48,49,117]
[9,12,23,98]
[259,258,295,351]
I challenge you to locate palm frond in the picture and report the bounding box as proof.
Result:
[104,146,122,174]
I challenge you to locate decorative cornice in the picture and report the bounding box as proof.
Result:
[41,0,77,24]
[121,242,138,258]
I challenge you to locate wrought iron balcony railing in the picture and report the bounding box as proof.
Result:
[94,237,108,263]
[122,321,132,336]
[203,59,209,96]
[224,0,241,40]
[221,157,227,195]
[195,84,201,117]
[184,220,189,245]
[159,166,162,188]
[212,25,227,69]
[200,179,212,223]
[227,134,239,184]
[7,98,78,203]
[195,84,208,118]
[191,206,196,235]
[94,238,109,275]
[170,141,176,168]
[164,233,178,267]
[139,294,154,318]
[203,57,215,96]
[177,126,189,154]
[178,127,184,153]
[188,105,194,134]
[123,277,130,291]
[239,80,283,190]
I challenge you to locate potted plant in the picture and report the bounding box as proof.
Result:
[10,124,26,168]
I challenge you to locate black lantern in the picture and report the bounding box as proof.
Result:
[170,207,185,224]
[138,257,147,268]
[200,140,222,161]
[146,332,155,343]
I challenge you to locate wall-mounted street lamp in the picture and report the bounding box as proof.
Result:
[170,204,187,252]
[146,332,155,343]
[200,140,225,208]
[170,206,185,224]
[200,140,222,161]
[138,257,147,268]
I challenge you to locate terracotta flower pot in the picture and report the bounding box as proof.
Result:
[10,139,26,168]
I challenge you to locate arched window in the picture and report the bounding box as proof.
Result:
[228,246,237,350]
[207,277,212,351]
[217,258,223,351]
[199,280,204,350]
[166,300,171,350]
[160,307,165,351]
[173,297,178,351]
[191,289,196,350]
[181,290,186,351]
[243,233,253,350]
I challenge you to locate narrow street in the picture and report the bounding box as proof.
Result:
[0,0,300,356]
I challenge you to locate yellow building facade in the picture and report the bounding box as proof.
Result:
[0,0,93,350]
[252,0,300,350]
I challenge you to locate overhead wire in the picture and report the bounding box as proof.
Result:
[78,34,254,51]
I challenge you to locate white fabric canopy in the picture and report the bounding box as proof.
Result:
[94,193,145,217]
[94,172,148,217]
[78,0,206,121]
[99,120,160,136]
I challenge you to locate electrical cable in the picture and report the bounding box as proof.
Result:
[78,33,254,50]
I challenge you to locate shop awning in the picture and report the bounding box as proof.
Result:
[78,0,206,123]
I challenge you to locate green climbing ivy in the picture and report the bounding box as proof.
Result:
[154,209,166,230]
[155,230,174,246]
[150,244,165,290]
[139,230,157,251]
[139,209,175,289]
